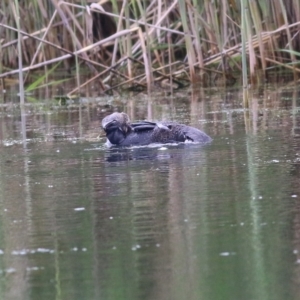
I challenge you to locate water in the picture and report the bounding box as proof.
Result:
[0,86,300,300]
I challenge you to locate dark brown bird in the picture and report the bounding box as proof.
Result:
[102,112,212,147]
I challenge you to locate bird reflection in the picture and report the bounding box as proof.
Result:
[104,143,207,162]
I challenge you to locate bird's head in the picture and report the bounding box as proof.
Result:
[102,112,133,145]
[102,112,132,133]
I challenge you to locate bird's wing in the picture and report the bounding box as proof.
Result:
[131,121,170,132]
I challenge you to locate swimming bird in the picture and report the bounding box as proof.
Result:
[101,112,211,147]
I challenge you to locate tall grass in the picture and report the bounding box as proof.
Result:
[1,0,300,95]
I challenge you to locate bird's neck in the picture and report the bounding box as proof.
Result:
[106,128,123,144]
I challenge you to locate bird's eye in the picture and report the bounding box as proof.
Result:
[168,125,172,130]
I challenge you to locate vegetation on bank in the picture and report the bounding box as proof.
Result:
[0,0,300,96]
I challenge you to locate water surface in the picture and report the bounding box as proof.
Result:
[0,86,300,300]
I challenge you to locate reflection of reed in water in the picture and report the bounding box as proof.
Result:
[91,142,210,299]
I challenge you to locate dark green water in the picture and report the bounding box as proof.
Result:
[1,87,300,300]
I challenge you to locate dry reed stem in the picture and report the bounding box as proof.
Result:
[67,56,138,96]
[201,22,300,66]
[1,14,82,49]
[249,0,266,72]
[137,28,152,93]
[111,0,126,66]
[0,27,139,78]
[90,0,182,85]
[278,0,297,77]
[263,57,300,73]
[124,4,133,80]
[189,1,204,77]
[52,0,103,89]
[0,24,78,55]
[178,0,196,81]
[90,2,190,37]
[2,0,300,91]
[24,10,59,83]
[11,1,25,104]
[245,2,256,81]
[89,0,184,75]
[128,0,180,63]
[105,60,184,92]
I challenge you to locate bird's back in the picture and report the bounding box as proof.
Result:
[120,121,211,146]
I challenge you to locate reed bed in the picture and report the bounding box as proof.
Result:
[0,0,300,96]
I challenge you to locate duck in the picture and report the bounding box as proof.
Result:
[101,112,212,147]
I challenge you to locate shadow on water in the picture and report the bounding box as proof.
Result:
[1,85,300,300]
